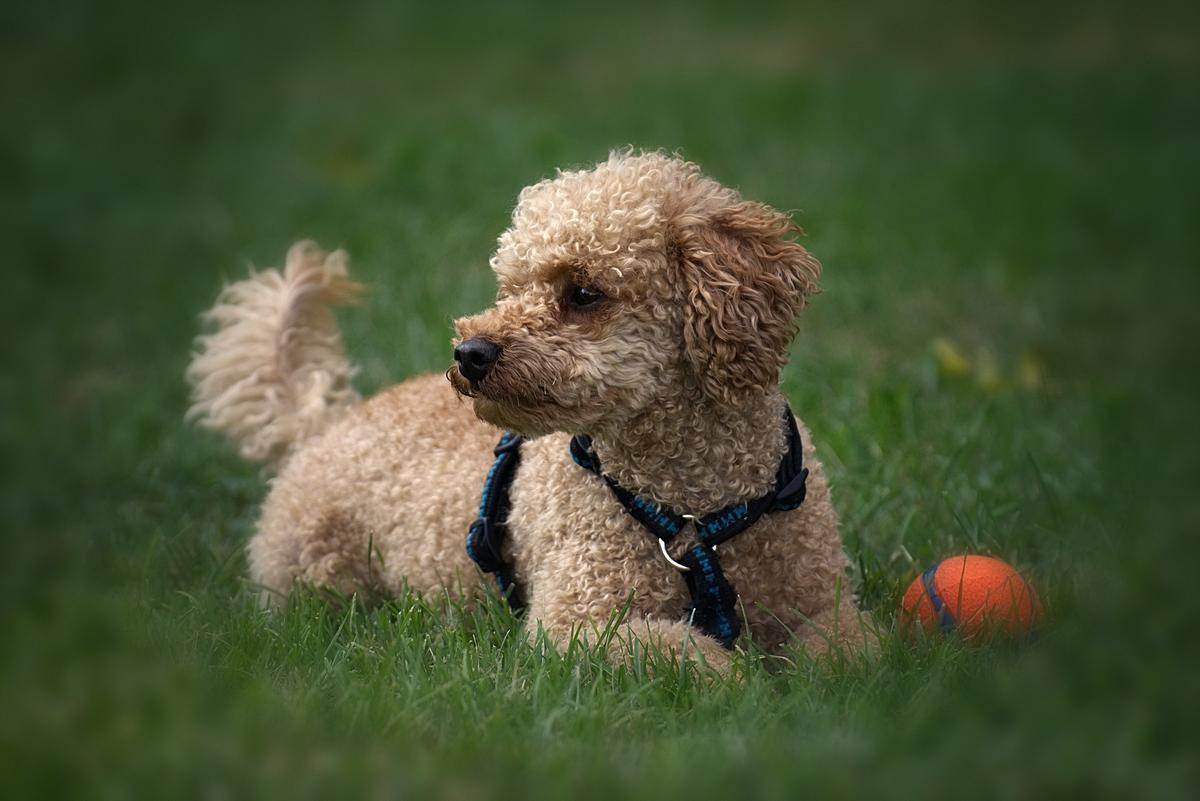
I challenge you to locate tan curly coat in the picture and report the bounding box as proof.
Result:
[187,151,866,672]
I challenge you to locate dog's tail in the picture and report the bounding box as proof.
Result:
[185,241,363,467]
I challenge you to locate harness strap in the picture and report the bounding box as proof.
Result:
[569,441,685,541]
[570,406,808,548]
[571,406,808,649]
[466,432,526,609]
[680,544,740,647]
[465,407,810,649]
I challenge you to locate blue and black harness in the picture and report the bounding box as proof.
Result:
[465,408,810,649]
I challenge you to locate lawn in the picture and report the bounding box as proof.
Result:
[3,1,1199,798]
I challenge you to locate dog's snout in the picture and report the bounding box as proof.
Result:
[454,337,500,383]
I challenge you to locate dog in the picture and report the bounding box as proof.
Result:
[187,151,866,672]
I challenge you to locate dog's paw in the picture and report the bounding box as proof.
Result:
[616,618,733,677]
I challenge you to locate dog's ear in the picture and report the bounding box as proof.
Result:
[675,200,820,404]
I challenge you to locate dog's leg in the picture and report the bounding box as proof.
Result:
[249,504,380,605]
[248,444,384,605]
[612,618,733,675]
[527,603,733,676]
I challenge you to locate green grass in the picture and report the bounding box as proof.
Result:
[3,1,1199,798]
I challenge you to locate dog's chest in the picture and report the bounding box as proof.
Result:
[502,434,686,613]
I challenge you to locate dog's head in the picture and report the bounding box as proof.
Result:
[450,151,820,436]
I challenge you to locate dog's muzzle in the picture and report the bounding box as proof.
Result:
[454,337,500,384]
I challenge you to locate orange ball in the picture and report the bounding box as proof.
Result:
[901,555,1041,640]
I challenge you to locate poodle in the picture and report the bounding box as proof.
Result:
[186,151,866,671]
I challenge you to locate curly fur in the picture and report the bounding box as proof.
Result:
[186,241,362,466]
[188,151,868,672]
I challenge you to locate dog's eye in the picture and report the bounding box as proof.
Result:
[567,284,606,309]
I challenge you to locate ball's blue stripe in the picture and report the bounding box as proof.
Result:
[920,560,956,631]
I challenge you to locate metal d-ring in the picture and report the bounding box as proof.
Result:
[657,514,717,573]
[658,537,691,572]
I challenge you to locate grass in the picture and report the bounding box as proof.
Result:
[2,1,1199,798]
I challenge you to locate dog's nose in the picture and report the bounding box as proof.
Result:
[454,337,500,383]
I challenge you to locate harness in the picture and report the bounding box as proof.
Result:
[465,408,809,649]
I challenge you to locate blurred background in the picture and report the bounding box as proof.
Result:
[2,1,1198,798]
